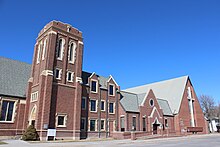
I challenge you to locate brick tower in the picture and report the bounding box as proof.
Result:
[24,21,84,140]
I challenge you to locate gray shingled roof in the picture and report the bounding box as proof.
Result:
[120,91,139,112]
[125,76,189,114]
[0,57,31,98]
[157,99,173,116]
[82,71,109,89]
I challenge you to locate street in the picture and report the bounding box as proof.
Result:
[1,134,220,147]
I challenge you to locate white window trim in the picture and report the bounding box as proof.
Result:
[42,38,47,60]
[109,102,115,114]
[0,98,17,123]
[36,42,42,64]
[165,118,169,128]
[90,99,98,113]
[57,38,65,61]
[90,79,98,93]
[149,99,154,107]
[54,68,62,80]
[56,114,67,128]
[81,117,86,131]
[66,71,74,82]
[101,119,105,131]
[82,97,86,110]
[88,118,97,131]
[101,100,105,111]
[109,83,115,96]
[68,41,77,64]
[31,91,38,102]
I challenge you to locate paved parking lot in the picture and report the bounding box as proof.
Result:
[1,134,220,147]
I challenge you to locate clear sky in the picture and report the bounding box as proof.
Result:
[0,0,219,102]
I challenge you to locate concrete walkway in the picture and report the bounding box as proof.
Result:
[1,134,220,147]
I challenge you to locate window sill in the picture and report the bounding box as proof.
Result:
[56,126,66,128]
[90,91,98,94]
[0,121,15,124]
[109,113,115,115]
[90,111,97,113]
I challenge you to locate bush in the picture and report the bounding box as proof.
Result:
[22,125,40,141]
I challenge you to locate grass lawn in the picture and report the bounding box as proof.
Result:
[0,141,7,145]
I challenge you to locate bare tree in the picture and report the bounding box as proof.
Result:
[199,95,216,119]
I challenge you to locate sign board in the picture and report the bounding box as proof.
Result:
[47,129,56,141]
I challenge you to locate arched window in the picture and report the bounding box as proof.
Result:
[42,38,47,60]
[36,42,42,64]
[68,42,76,63]
[29,105,37,126]
[57,38,65,60]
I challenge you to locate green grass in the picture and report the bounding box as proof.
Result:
[0,141,7,145]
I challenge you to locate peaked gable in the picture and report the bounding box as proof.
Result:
[125,76,189,114]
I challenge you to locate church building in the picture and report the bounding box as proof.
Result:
[0,21,208,140]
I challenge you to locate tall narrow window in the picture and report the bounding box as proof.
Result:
[91,80,97,93]
[143,117,146,131]
[101,120,105,130]
[132,117,136,131]
[101,101,105,111]
[57,38,65,60]
[42,38,47,60]
[120,116,125,132]
[0,100,15,122]
[66,71,74,82]
[90,100,97,112]
[165,118,168,127]
[36,43,42,64]
[109,102,114,114]
[54,68,62,80]
[109,84,114,96]
[68,42,76,63]
[90,120,96,131]
[81,118,86,130]
[82,97,86,110]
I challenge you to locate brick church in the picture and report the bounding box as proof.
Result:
[0,21,208,140]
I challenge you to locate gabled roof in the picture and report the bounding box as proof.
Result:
[0,57,31,98]
[81,71,110,89]
[125,76,189,114]
[157,99,173,116]
[120,91,139,113]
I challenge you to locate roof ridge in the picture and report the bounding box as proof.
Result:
[125,75,189,90]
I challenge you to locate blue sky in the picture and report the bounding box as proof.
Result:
[0,0,219,102]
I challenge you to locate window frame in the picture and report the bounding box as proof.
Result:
[82,97,86,110]
[100,100,105,111]
[68,41,77,64]
[90,99,97,113]
[31,91,38,102]
[56,38,65,61]
[54,68,62,80]
[132,116,136,131]
[66,71,74,82]
[36,42,42,64]
[101,119,105,131]
[42,38,47,61]
[56,114,67,128]
[109,84,115,96]
[109,102,115,114]
[89,119,96,131]
[81,117,86,131]
[0,98,17,123]
[90,80,98,93]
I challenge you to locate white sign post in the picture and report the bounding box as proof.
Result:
[47,129,56,141]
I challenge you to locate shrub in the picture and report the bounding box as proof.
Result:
[22,125,40,141]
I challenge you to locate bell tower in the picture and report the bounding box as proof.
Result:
[24,21,84,140]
